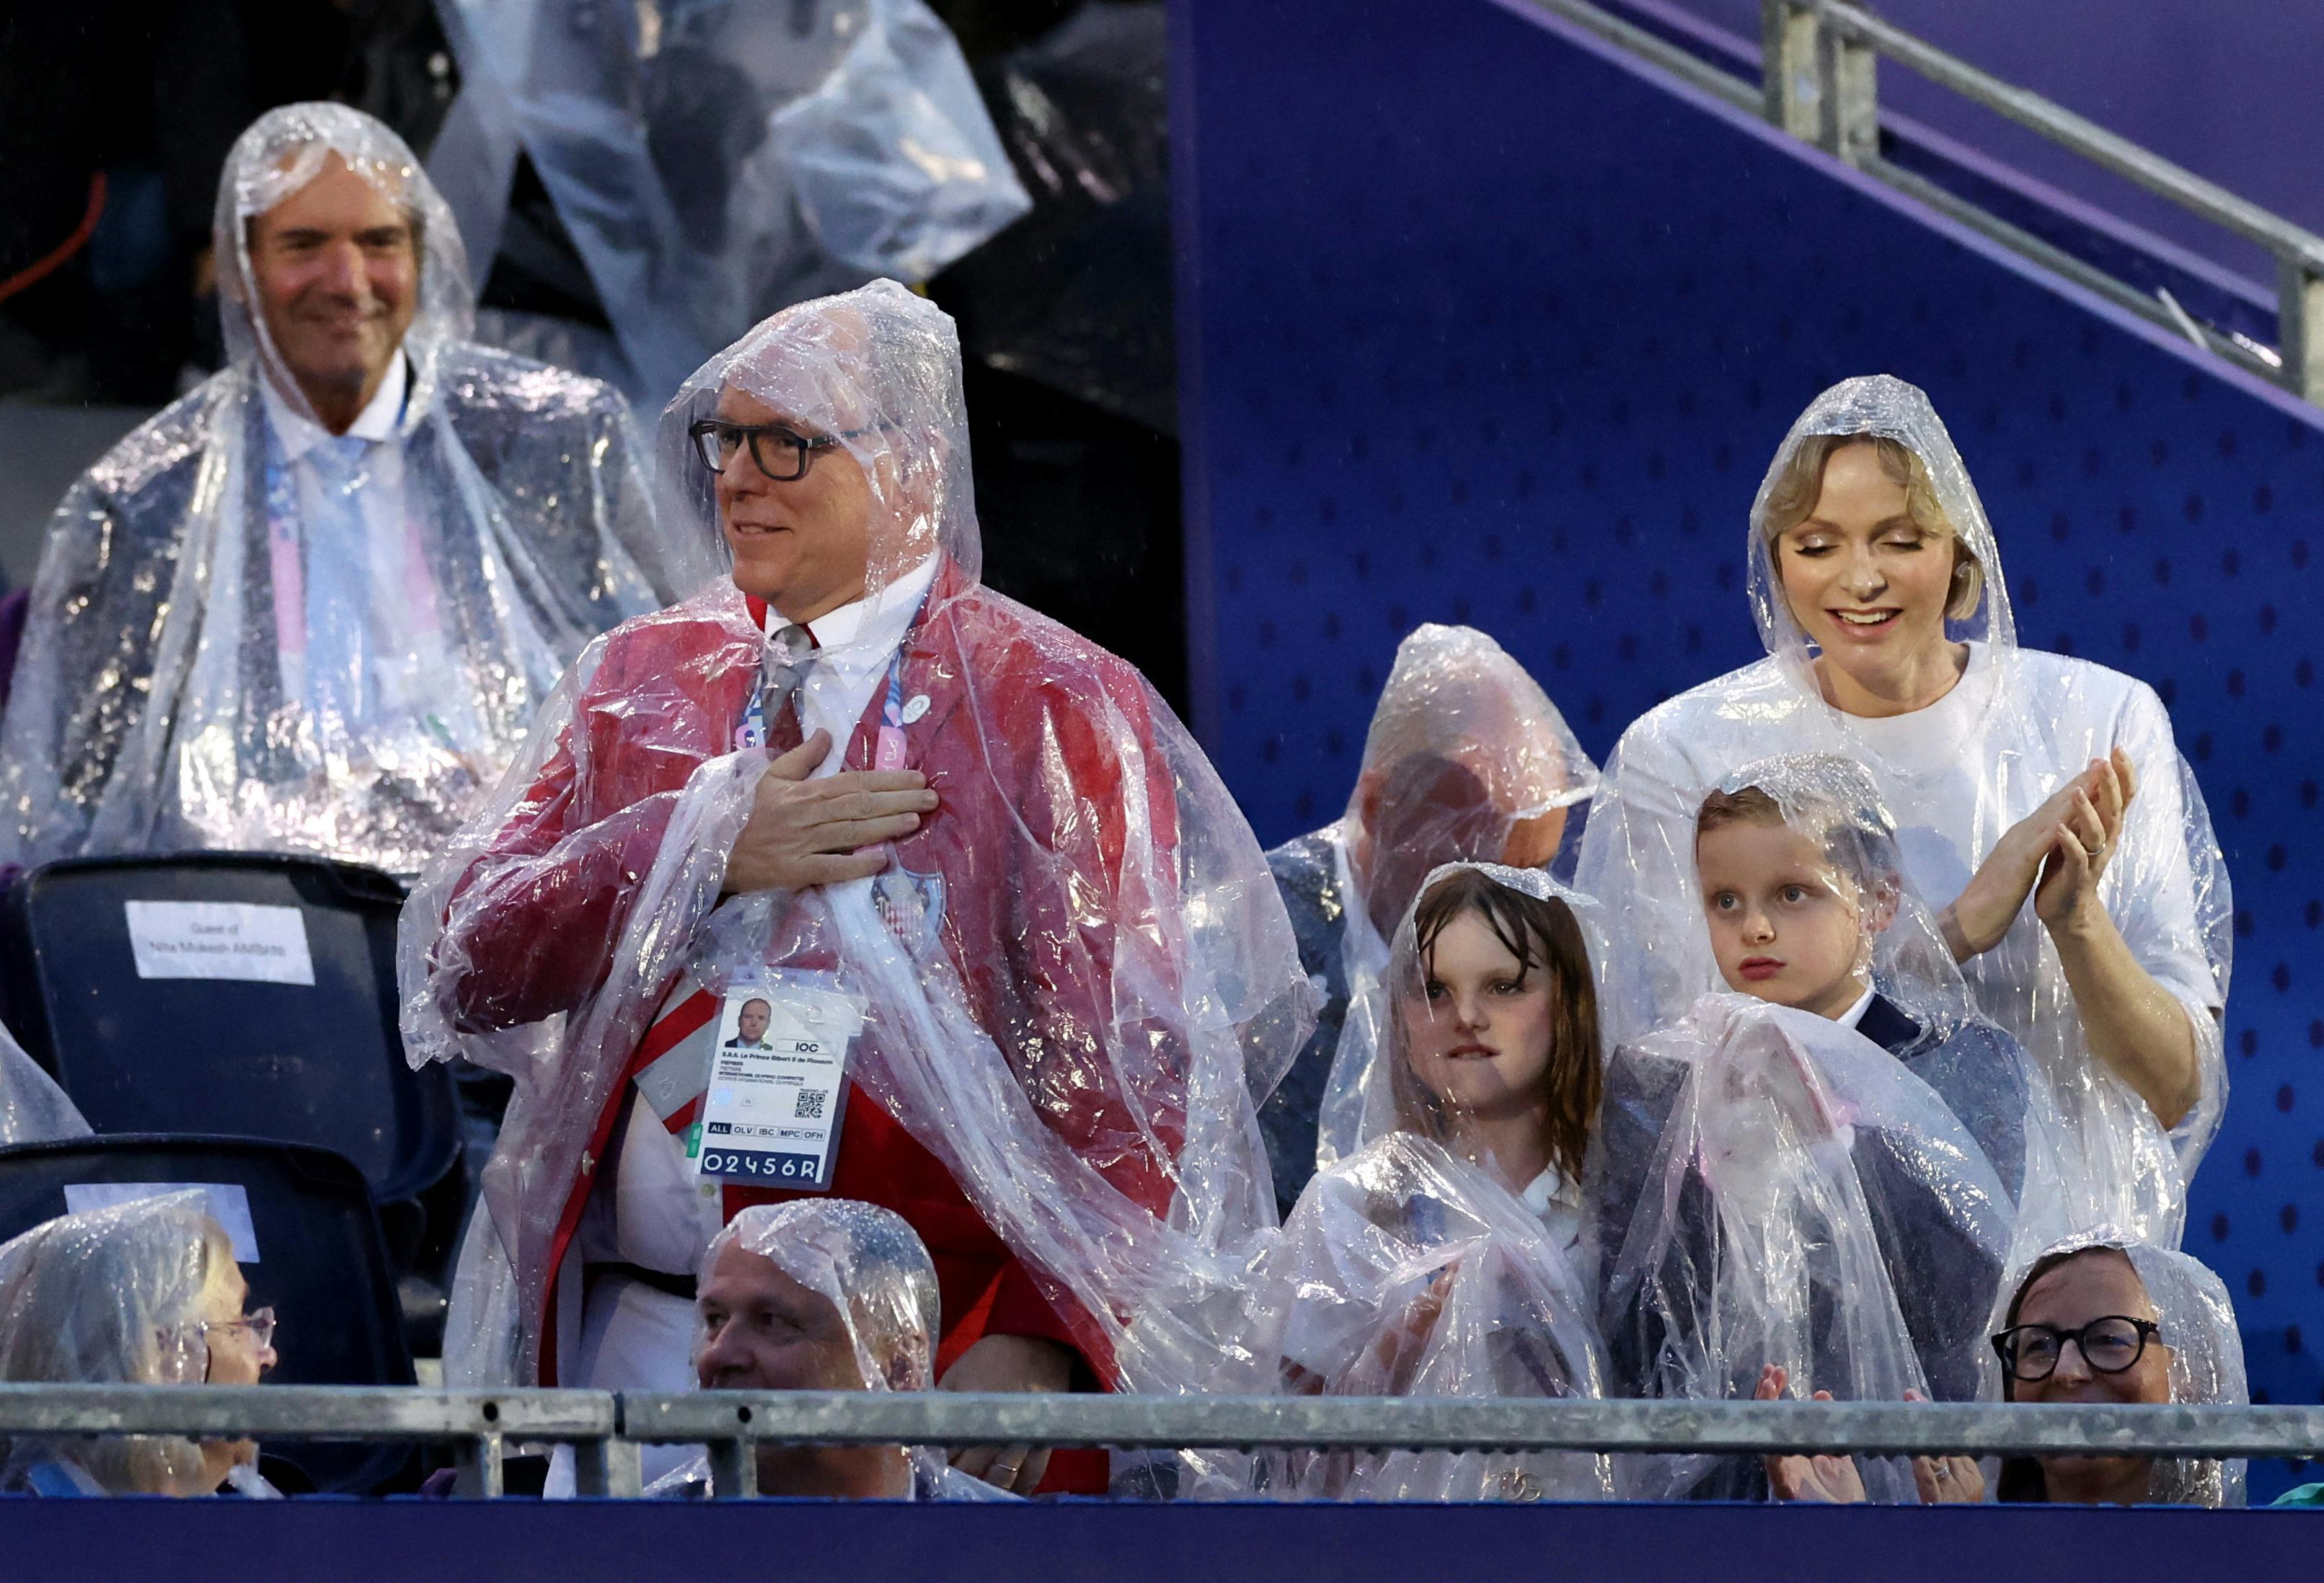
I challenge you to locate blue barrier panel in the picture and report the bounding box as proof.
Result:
[1168,0,2324,1492]
[3,1495,2318,1582]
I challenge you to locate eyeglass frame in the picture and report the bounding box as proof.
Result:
[1989,1315,2160,1383]
[194,1307,279,1383]
[687,418,885,482]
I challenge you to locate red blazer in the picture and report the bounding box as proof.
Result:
[433,562,1186,1489]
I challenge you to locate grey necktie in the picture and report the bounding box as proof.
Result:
[759,621,814,734]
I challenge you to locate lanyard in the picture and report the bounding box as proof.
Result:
[874,651,909,770]
[880,654,906,731]
[733,659,776,751]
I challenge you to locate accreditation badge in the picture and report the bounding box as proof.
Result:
[696,975,866,1191]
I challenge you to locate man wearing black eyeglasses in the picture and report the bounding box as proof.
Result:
[415,280,1307,1500]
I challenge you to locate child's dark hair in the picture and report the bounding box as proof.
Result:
[1395,866,1602,1182]
[1694,784,1786,839]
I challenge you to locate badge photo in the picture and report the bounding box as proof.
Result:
[695,977,865,1192]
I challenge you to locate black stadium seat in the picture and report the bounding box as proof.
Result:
[0,853,468,1350]
[0,853,459,1205]
[0,1134,416,1493]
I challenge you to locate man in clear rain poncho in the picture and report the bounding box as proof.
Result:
[646,1201,1015,1502]
[1579,375,2230,1250]
[0,104,699,880]
[1260,625,1597,1214]
[1252,861,1617,1504]
[1585,754,2022,1500]
[402,280,1311,1496]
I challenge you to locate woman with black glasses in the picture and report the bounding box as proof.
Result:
[1761,1231,2247,1507]
[1986,1233,2247,1507]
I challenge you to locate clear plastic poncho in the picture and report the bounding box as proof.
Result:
[704,1201,940,1391]
[0,1019,89,1147]
[1270,626,1596,1178]
[1665,754,1977,1025]
[1682,753,2045,1212]
[1577,374,2230,1249]
[0,102,701,879]
[1589,993,2017,1501]
[1254,1132,1615,1502]
[0,1193,238,1496]
[647,1199,971,1500]
[1983,1231,2248,1508]
[402,280,1313,1399]
[430,0,1032,402]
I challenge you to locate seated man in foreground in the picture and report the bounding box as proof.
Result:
[405,280,1309,1494]
[652,1200,1014,1500]
[0,103,695,878]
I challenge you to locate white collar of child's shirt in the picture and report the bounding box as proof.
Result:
[792,552,940,665]
[260,352,409,463]
[1837,985,1876,1030]
[1520,1163,1581,1218]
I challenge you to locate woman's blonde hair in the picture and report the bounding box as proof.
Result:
[1761,433,1984,623]
[0,1200,233,1493]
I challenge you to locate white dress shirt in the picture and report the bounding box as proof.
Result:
[1518,1163,1586,1256]
[772,554,941,774]
[256,357,485,751]
[1836,985,1876,1031]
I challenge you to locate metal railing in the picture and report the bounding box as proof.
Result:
[1516,0,2324,403]
[3,1385,2319,1500]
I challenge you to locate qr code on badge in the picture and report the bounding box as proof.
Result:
[794,1089,828,1122]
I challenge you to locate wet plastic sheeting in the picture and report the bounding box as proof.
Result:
[403,282,1310,1404]
[1591,993,2015,1500]
[0,104,696,879]
[1580,376,2230,1249]
[432,0,1030,401]
[1256,1131,1616,1502]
